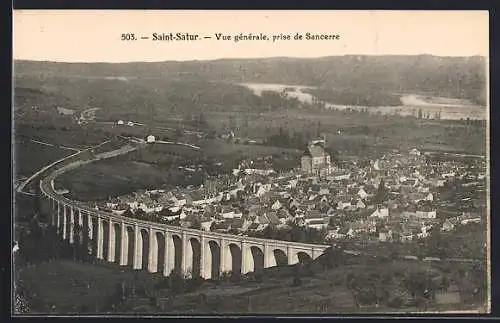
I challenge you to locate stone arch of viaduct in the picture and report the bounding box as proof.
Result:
[36,148,330,280]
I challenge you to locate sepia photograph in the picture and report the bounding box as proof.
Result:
[12,10,489,315]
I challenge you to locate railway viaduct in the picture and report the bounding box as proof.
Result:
[37,142,330,279]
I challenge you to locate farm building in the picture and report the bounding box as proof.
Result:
[146,135,156,143]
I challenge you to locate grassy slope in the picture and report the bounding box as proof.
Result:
[54,139,301,201]
[16,260,165,314]
[14,140,72,179]
[55,160,175,201]
[15,123,108,148]
[13,260,358,314]
[16,257,487,315]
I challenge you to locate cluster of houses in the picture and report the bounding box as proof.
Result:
[91,143,486,245]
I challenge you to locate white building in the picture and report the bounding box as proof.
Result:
[415,210,437,219]
[370,208,389,218]
[358,188,369,200]
[409,148,421,156]
[271,200,282,210]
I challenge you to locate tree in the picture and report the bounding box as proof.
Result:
[134,209,147,220]
[123,208,134,218]
[403,270,434,299]
[425,227,450,259]
[321,245,345,269]
[168,270,185,293]
[290,224,307,243]
[191,217,202,230]
[374,179,389,204]
[388,246,401,260]
[316,121,322,137]
[74,224,89,261]
[292,276,302,287]
[417,108,423,119]
[209,221,217,232]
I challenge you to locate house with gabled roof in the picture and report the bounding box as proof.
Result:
[277,208,293,224]
[247,222,266,232]
[304,209,324,222]
[370,207,389,219]
[337,199,352,210]
[287,179,299,189]
[400,230,414,242]
[318,187,330,196]
[306,218,329,230]
[225,218,250,232]
[200,217,214,231]
[358,188,369,200]
[308,193,318,201]
[271,199,283,210]
[221,206,237,219]
[356,199,366,209]
[256,214,270,226]
[212,221,231,233]
[378,228,392,242]
[319,195,329,204]
[294,216,306,227]
[326,207,337,217]
[441,218,459,232]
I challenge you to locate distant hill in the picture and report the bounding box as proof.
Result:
[14,55,487,105]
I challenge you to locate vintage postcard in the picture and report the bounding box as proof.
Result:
[12,10,490,315]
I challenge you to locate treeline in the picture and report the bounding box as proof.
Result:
[345,260,486,308]
[15,55,486,106]
[303,88,403,107]
[247,224,328,245]
[262,126,338,158]
[14,76,263,119]
[264,129,310,150]
[258,90,302,110]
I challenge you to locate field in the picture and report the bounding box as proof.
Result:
[54,142,205,201]
[13,122,114,195]
[15,122,111,148]
[198,139,301,166]
[55,159,185,201]
[53,139,302,201]
[14,140,73,180]
[203,109,486,156]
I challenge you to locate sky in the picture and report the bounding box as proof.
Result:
[13,10,489,62]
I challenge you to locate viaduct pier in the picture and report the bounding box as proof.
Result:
[37,142,330,279]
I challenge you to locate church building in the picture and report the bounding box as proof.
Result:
[301,138,333,177]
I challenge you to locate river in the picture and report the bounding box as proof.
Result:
[241,83,487,121]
